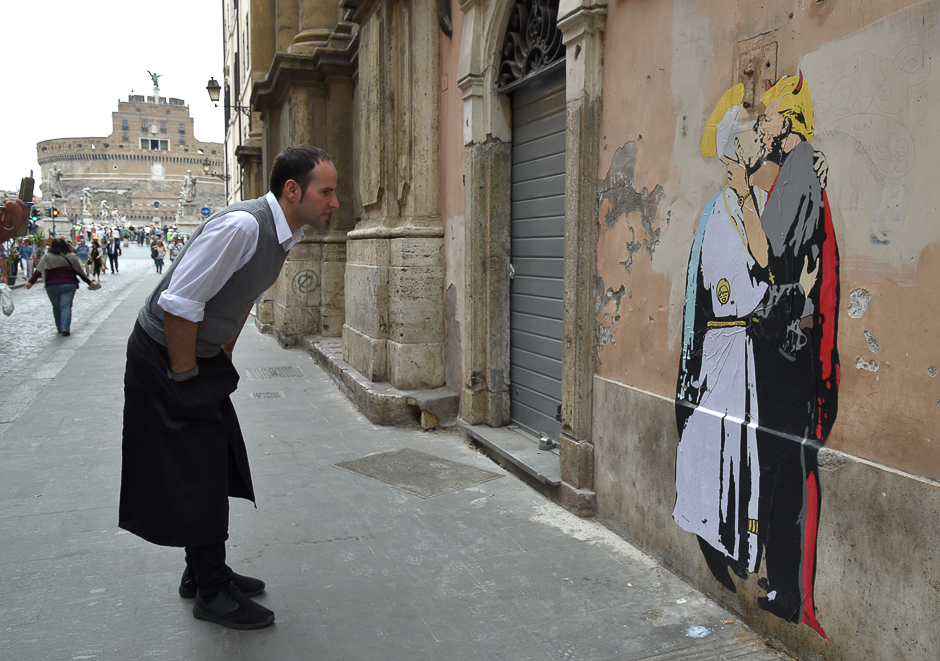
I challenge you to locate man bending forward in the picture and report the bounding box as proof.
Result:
[119,146,338,629]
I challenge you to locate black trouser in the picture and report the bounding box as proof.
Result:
[108,254,119,271]
[185,542,234,598]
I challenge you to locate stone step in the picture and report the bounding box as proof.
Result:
[304,336,459,427]
[458,421,561,487]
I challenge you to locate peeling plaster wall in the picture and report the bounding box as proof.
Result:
[596,0,940,479]
[441,0,467,392]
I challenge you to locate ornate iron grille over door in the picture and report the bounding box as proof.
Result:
[498,0,565,91]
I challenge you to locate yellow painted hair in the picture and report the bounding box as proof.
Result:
[702,84,745,158]
[761,73,814,142]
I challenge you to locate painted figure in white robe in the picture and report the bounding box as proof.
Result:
[675,85,771,584]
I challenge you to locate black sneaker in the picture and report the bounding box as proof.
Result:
[193,582,274,630]
[179,566,265,599]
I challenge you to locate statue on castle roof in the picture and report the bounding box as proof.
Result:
[147,70,162,88]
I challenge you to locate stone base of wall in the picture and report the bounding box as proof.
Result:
[269,235,346,346]
[343,233,445,390]
[307,337,458,427]
[592,376,940,661]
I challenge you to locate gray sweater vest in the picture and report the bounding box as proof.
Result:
[137,197,289,356]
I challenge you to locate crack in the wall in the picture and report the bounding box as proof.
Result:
[619,226,642,273]
[642,213,662,257]
[593,280,627,367]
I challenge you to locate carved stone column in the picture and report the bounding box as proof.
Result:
[291,0,339,54]
[343,0,445,390]
[252,22,356,344]
[456,0,514,426]
[557,0,606,516]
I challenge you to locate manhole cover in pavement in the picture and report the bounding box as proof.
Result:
[335,448,502,498]
[245,366,305,379]
[250,391,285,399]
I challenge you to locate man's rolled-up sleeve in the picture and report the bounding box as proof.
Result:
[157,212,259,322]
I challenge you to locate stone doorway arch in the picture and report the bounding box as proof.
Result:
[457,0,606,514]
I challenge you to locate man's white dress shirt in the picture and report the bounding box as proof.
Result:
[158,191,303,322]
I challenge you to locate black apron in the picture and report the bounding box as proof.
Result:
[118,322,254,547]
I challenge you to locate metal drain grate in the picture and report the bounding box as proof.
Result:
[245,366,305,380]
[250,391,285,399]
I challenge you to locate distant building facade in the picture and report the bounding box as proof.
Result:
[36,90,226,229]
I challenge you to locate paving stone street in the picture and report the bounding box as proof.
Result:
[0,246,155,435]
[0,248,794,660]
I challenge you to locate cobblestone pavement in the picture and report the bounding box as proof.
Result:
[0,245,158,432]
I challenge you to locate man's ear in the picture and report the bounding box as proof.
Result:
[283,179,299,203]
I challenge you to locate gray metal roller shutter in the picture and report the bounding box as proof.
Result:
[509,67,566,442]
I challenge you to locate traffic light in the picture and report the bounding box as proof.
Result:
[30,206,41,220]
[52,207,59,218]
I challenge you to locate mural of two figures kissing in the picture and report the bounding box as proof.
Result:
[674,73,840,640]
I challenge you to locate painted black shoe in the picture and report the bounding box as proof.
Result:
[757,591,802,623]
[179,566,265,599]
[193,582,274,630]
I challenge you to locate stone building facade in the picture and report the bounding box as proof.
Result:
[229,1,940,659]
[36,90,225,230]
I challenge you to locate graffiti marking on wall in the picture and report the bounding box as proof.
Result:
[291,269,320,295]
[804,32,936,266]
[674,73,840,640]
[814,45,930,184]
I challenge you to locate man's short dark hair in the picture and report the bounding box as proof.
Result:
[269,146,332,199]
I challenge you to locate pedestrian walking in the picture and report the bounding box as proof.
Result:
[168,238,181,262]
[119,145,339,631]
[106,236,121,273]
[25,238,97,336]
[153,241,166,273]
[75,239,91,278]
[90,240,104,283]
[19,238,35,280]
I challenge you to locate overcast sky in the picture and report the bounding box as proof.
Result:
[1,0,226,197]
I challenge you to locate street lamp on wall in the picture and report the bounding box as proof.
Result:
[205,77,252,118]
[203,156,230,182]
